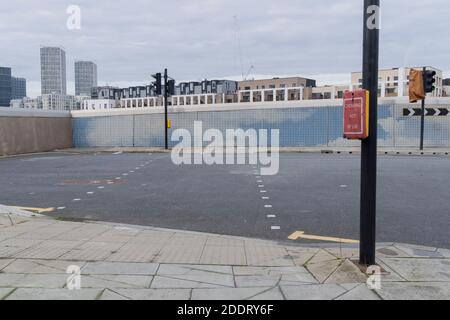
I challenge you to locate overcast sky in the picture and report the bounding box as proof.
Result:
[1,0,449,97]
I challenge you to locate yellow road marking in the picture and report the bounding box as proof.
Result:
[10,206,55,214]
[288,231,359,244]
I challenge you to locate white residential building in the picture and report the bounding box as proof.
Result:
[81,99,118,111]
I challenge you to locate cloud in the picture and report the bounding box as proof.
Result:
[2,0,449,98]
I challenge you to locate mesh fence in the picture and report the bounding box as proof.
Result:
[72,104,450,148]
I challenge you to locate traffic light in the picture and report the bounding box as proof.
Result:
[152,73,162,95]
[167,80,176,96]
[423,70,437,93]
[409,69,425,103]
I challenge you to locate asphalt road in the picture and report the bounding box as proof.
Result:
[0,152,449,248]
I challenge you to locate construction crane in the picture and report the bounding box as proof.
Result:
[243,65,255,81]
[233,15,255,81]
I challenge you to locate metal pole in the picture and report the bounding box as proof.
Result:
[420,67,426,151]
[360,0,380,266]
[164,68,168,150]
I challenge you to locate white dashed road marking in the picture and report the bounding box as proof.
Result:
[57,207,66,210]
[267,214,276,218]
[264,205,273,208]
[73,199,81,202]
[271,226,281,230]
[87,192,94,195]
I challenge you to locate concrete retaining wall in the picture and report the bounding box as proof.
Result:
[0,109,72,156]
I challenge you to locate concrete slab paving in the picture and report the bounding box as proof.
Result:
[335,284,381,300]
[81,274,153,289]
[0,213,448,300]
[191,287,284,300]
[245,244,294,267]
[99,288,191,300]
[1,259,86,274]
[378,258,450,282]
[0,287,14,299]
[82,261,159,275]
[199,245,247,265]
[325,259,368,284]
[376,282,450,300]
[305,250,342,283]
[280,284,347,300]
[6,288,102,300]
[0,259,13,271]
[151,276,232,289]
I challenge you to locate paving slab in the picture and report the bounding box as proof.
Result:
[200,245,246,265]
[82,261,159,275]
[280,284,346,300]
[157,264,233,276]
[376,282,450,300]
[0,288,14,299]
[6,288,101,300]
[335,284,381,300]
[305,250,342,283]
[0,246,28,259]
[0,273,67,288]
[378,258,450,282]
[151,276,232,289]
[80,274,153,289]
[245,244,294,267]
[286,248,320,266]
[107,243,163,263]
[60,241,124,261]
[153,265,234,288]
[99,288,191,300]
[0,259,13,271]
[1,259,86,274]
[14,240,82,260]
[154,244,205,264]
[192,287,284,300]
[394,244,444,258]
[325,259,367,284]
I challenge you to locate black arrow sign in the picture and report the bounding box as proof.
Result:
[403,107,450,116]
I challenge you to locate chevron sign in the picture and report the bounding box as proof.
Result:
[403,108,450,117]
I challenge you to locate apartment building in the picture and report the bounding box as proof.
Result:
[75,61,98,96]
[11,77,26,99]
[351,67,443,98]
[238,77,316,102]
[40,46,67,95]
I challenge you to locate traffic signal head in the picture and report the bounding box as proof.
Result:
[423,70,437,93]
[167,80,176,96]
[152,73,162,95]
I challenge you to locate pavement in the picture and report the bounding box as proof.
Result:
[0,151,449,248]
[0,207,449,300]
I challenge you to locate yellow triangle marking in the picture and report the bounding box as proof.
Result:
[288,231,359,244]
[10,206,55,214]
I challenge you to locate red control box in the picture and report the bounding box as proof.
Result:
[343,89,369,140]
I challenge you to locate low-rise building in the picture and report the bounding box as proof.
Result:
[310,85,349,100]
[237,77,316,102]
[81,99,118,111]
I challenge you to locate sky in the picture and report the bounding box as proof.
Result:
[1,0,449,97]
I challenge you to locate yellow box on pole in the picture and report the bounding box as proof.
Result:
[167,119,171,129]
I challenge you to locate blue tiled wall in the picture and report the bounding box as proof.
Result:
[72,105,450,148]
